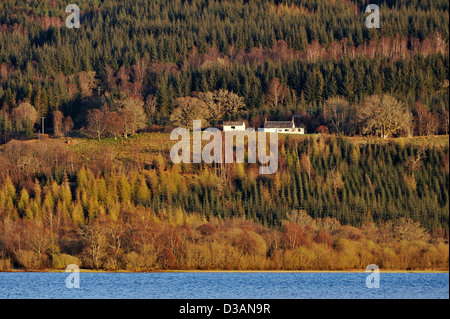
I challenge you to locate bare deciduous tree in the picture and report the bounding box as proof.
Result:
[144,94,158,124]
[54,111,74,137]
[325,96,352,135]
[105,111,124,139]
[11,102,38,132]
[265,78,288,109]
[358,94,412,138]
[170,96,209,128]
[53,110,64,137]
[81,220,109,270]
[282,222,308,250]
[119,97,147,134]
[406,147,427,174]
[87,109,107,140]
[63,116,74,136]
[327,168,345,191]
[300,153,313,181]
[76,71,97,98]
[441,110,449,135]
[120,109,134,138]
[414,101,439,136]
[104,65,116,91]
[195,89,245,125]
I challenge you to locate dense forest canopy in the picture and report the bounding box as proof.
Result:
[0,0,448,134]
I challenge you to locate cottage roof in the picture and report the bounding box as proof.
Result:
[264,121,294,129]
[223,121,245,126]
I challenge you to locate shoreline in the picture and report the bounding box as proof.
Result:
[1,269,448,274]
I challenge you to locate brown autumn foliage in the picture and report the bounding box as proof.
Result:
[414,101,440,136]
[316,125,330,135]
[313,230,333,247]
[53,111,73,138]
[0,136,448,271]
[104,112,125,140]
[197,223,217,236]
[282,222,309,250]
[0,202,448,271]
[0,139,78,186]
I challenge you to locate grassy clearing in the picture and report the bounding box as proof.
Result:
[67,132,171,165]
[67,133,449,162]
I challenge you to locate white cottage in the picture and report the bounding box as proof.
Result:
[223,121,246,132]
[263,117,305,134]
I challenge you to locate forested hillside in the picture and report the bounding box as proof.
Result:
[0,134,448,270]
[0,1,448,270]
[0,0,448,138]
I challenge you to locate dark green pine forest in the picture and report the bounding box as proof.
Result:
[0,0,448,130]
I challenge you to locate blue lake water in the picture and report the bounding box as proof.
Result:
[0,272,448,299]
